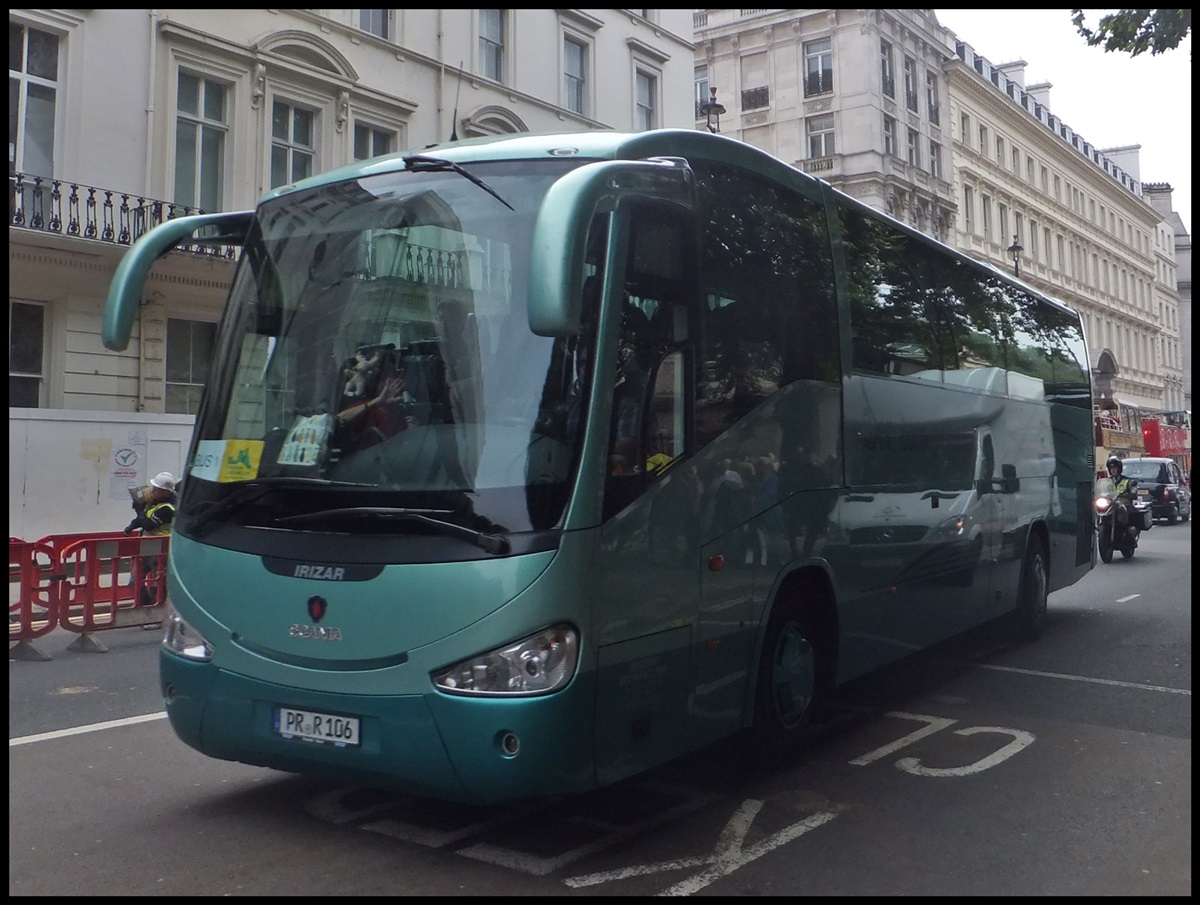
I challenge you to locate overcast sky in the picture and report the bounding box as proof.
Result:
[935,8,1192,236]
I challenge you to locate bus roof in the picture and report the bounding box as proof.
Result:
[259,128,826,205]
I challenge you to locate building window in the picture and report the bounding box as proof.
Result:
[903,57,917,111]
[358,9,389,39]
[883,115,896,157]
[1053,175,1061,201]
[807,113,835,158]
[880,40,894,98]
[1011,146,1020,173]
[960,112,971,145]
[174,73,227,211]
[353,123,393,161]
[1026,156,1035,182]
[1041,166,1049,193]
[166,318,216,415]
[694,65,708,120]
[978,124,988,154]
[929,140,941,179]
[998,203,1008,241]
[635,70,657,131]
[9,23,59,178]
[981,194,991,239]
[906,128,919,167]
[564,36,587,114]
[803,38,832,96]
[963,185,974,233]
[270,101,314,189]
[1029,220,1039,261]
[996,135,1005,166]
[1015,213,1023,247]
[9,300,45,407]
[925,71,939,125]
[479,9,505,82]
[1044,227,1052,265]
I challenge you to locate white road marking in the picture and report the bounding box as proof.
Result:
[459,782,720,876]
[850,713,957,766]
[976,664,1190,695]
[564,800,837,895]
[9,711,167,746]
[895,727,1036,777]
[1115,594,1141,602]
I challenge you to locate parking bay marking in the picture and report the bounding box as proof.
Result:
[563,799,837,895]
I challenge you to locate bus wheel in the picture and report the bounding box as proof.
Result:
[753,601,822,754]
[1015,537,1049,640]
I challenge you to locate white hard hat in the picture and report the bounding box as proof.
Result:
[149,471,177,492]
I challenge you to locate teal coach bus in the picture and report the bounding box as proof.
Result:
[103,129,1095,804]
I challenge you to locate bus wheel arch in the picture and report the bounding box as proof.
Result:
[1014,524,1050,640]
[751,566,838,755]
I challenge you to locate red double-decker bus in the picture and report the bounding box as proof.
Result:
[1142,418,1189,472]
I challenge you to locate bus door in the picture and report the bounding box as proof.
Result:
[590,198,702,786]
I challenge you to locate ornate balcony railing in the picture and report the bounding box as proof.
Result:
[804,70,833,97]
[741,85,770,110]
[9,172,238,260]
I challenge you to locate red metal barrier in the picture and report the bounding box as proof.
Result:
[9,532,168,659]
[9,537,60,661]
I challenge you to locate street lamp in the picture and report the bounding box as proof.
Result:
[699,86,726,134]
[1007,234,1023,277]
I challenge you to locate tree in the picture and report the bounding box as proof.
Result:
[1070,9,1191,56]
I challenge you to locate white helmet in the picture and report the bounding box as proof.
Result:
[149,471,177,492]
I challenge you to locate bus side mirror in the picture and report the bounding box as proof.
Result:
[528,158,694,337]
[103,210,253,351]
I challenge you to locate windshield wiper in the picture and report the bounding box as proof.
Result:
[187,477,366,535]
[402,154,515,211]
[277,507,512,555]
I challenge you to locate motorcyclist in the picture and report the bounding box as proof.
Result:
[1105,455,1136,536]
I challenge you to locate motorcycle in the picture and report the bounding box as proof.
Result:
[1094,476,1152,562]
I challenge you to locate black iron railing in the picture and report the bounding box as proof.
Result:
[741,85,770,110]
[804,71,833,97]
[9,172,238,260]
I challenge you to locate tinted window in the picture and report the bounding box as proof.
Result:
[692,161,838,447]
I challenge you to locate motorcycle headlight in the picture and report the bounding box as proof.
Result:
[432,624,578,696]
[1094,496,1112,513]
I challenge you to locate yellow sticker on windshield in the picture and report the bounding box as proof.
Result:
[218,440,264,482]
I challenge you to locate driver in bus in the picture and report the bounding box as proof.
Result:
[336,345,415,451]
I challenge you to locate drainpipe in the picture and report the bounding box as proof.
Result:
[437,9,445,144]
[145,10,159,194]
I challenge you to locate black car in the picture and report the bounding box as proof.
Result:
[1120,457,1192,524]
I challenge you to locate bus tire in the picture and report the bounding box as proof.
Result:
[753,600,824,756]
[1014,536,1049,641]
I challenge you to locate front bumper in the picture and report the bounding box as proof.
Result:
[161,652,596,804]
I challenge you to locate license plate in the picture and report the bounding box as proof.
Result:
[274,706,360,747]
[1137,489,1149,496]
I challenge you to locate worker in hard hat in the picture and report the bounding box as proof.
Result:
[124,472,177,537]
[123,471,177,613]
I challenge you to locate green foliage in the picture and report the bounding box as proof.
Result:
[1070,8,1191,56]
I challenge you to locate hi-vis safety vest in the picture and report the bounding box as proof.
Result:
[144,501,175,536]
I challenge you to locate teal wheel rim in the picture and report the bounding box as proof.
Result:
[771,621,816,729]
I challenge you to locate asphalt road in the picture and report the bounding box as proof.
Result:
[9,520,1191,895]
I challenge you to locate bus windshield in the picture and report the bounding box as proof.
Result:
[184,158,595,539]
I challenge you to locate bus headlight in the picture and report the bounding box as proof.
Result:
[432,624,578,696]
[162,599,214,662]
